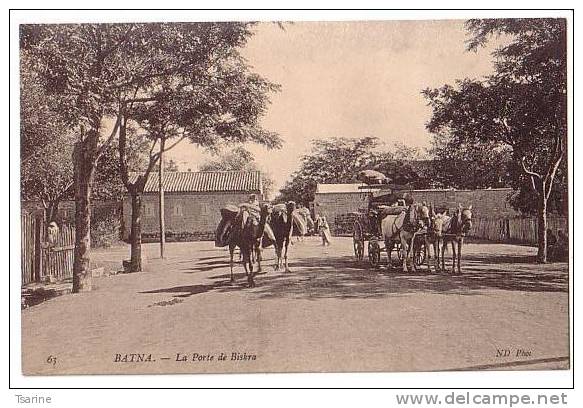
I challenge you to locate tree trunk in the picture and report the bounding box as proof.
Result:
[537,194,548,263]
[45,199,61,224]
[72,141,96,293]
[158,141,166,259]
[129,190,143,272]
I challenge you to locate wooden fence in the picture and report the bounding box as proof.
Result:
[468,216,568,244]
[21,212,38,284]
[21,213,75,285]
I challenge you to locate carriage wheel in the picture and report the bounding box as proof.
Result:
[353,221,364,261]
[368,240,381,268]
[414,240,426,267]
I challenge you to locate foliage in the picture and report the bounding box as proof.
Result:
[21,52,148,204]
[276,137,431,205]
[90,213,121,248]
[423,18,567,261]
[21,22,284,283]
[20,52,75,212]
[93,130,149,201]
[423,18,566,211]
[198,146,276,199]
[429,137,513,189]
[21,22,283,181]
[112,22,283,201]
[20,131,74,202]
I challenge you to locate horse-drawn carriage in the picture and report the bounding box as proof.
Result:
[351,171,428,269]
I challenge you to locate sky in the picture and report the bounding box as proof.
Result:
[167,20,498,196]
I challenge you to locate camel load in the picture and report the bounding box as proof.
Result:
[215,204,240,247]
[214,199,318,285]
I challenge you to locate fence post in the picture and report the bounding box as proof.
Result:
[33,216,43,282]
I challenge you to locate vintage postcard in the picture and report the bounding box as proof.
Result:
[18,15,570,376]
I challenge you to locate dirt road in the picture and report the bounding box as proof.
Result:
[21,237,569,375]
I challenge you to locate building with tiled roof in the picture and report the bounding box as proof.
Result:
[128,171,262,193]
[122,171,263,241]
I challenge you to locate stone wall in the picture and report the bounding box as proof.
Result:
[312,192,369,235]
[314,188,520,236]
[403,189,518,218]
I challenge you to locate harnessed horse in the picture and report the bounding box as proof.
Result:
[432,204,473,273]
[380,203,430,272]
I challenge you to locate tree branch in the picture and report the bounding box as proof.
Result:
[544,149,564,201]
[162,135,187,153]
[520,156,542,180]
[125,96,160,104]
[118,114,131,190]
[96,109,122,159]
[148,138,159,159]
[143,152,161,183]
[521,156,542,196]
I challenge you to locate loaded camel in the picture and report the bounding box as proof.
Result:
[225,203,270,287]
[270,201,296,272]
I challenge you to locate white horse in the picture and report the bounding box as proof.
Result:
[431,204,473,273]
[425,206,447,272]
[381,203,430,272]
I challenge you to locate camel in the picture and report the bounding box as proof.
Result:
[227,204,270,287]
[380,202,430,272]
[270,201,296,272]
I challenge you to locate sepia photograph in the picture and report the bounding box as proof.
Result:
[16,14,571,378]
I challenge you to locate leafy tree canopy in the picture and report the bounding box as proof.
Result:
[423,18,567,216]
[276,137,431,205]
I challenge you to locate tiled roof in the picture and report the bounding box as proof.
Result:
[129,171,262,193]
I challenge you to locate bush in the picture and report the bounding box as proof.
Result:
[91,214,121,248]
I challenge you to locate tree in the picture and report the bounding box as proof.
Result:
[117,30,281,272]
[21,132,74,223]
[20,52,75,222]
[21,50,147,222]
[424,18,567,262]
[429,137,513,189]
[21,22,282,289]
[93,131,150,201]
[276,137,431,204]
[199,146,275,199]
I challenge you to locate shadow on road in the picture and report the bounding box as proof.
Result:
[242,253,569,300]
[139,278,247,300]
[143,248,568,302]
